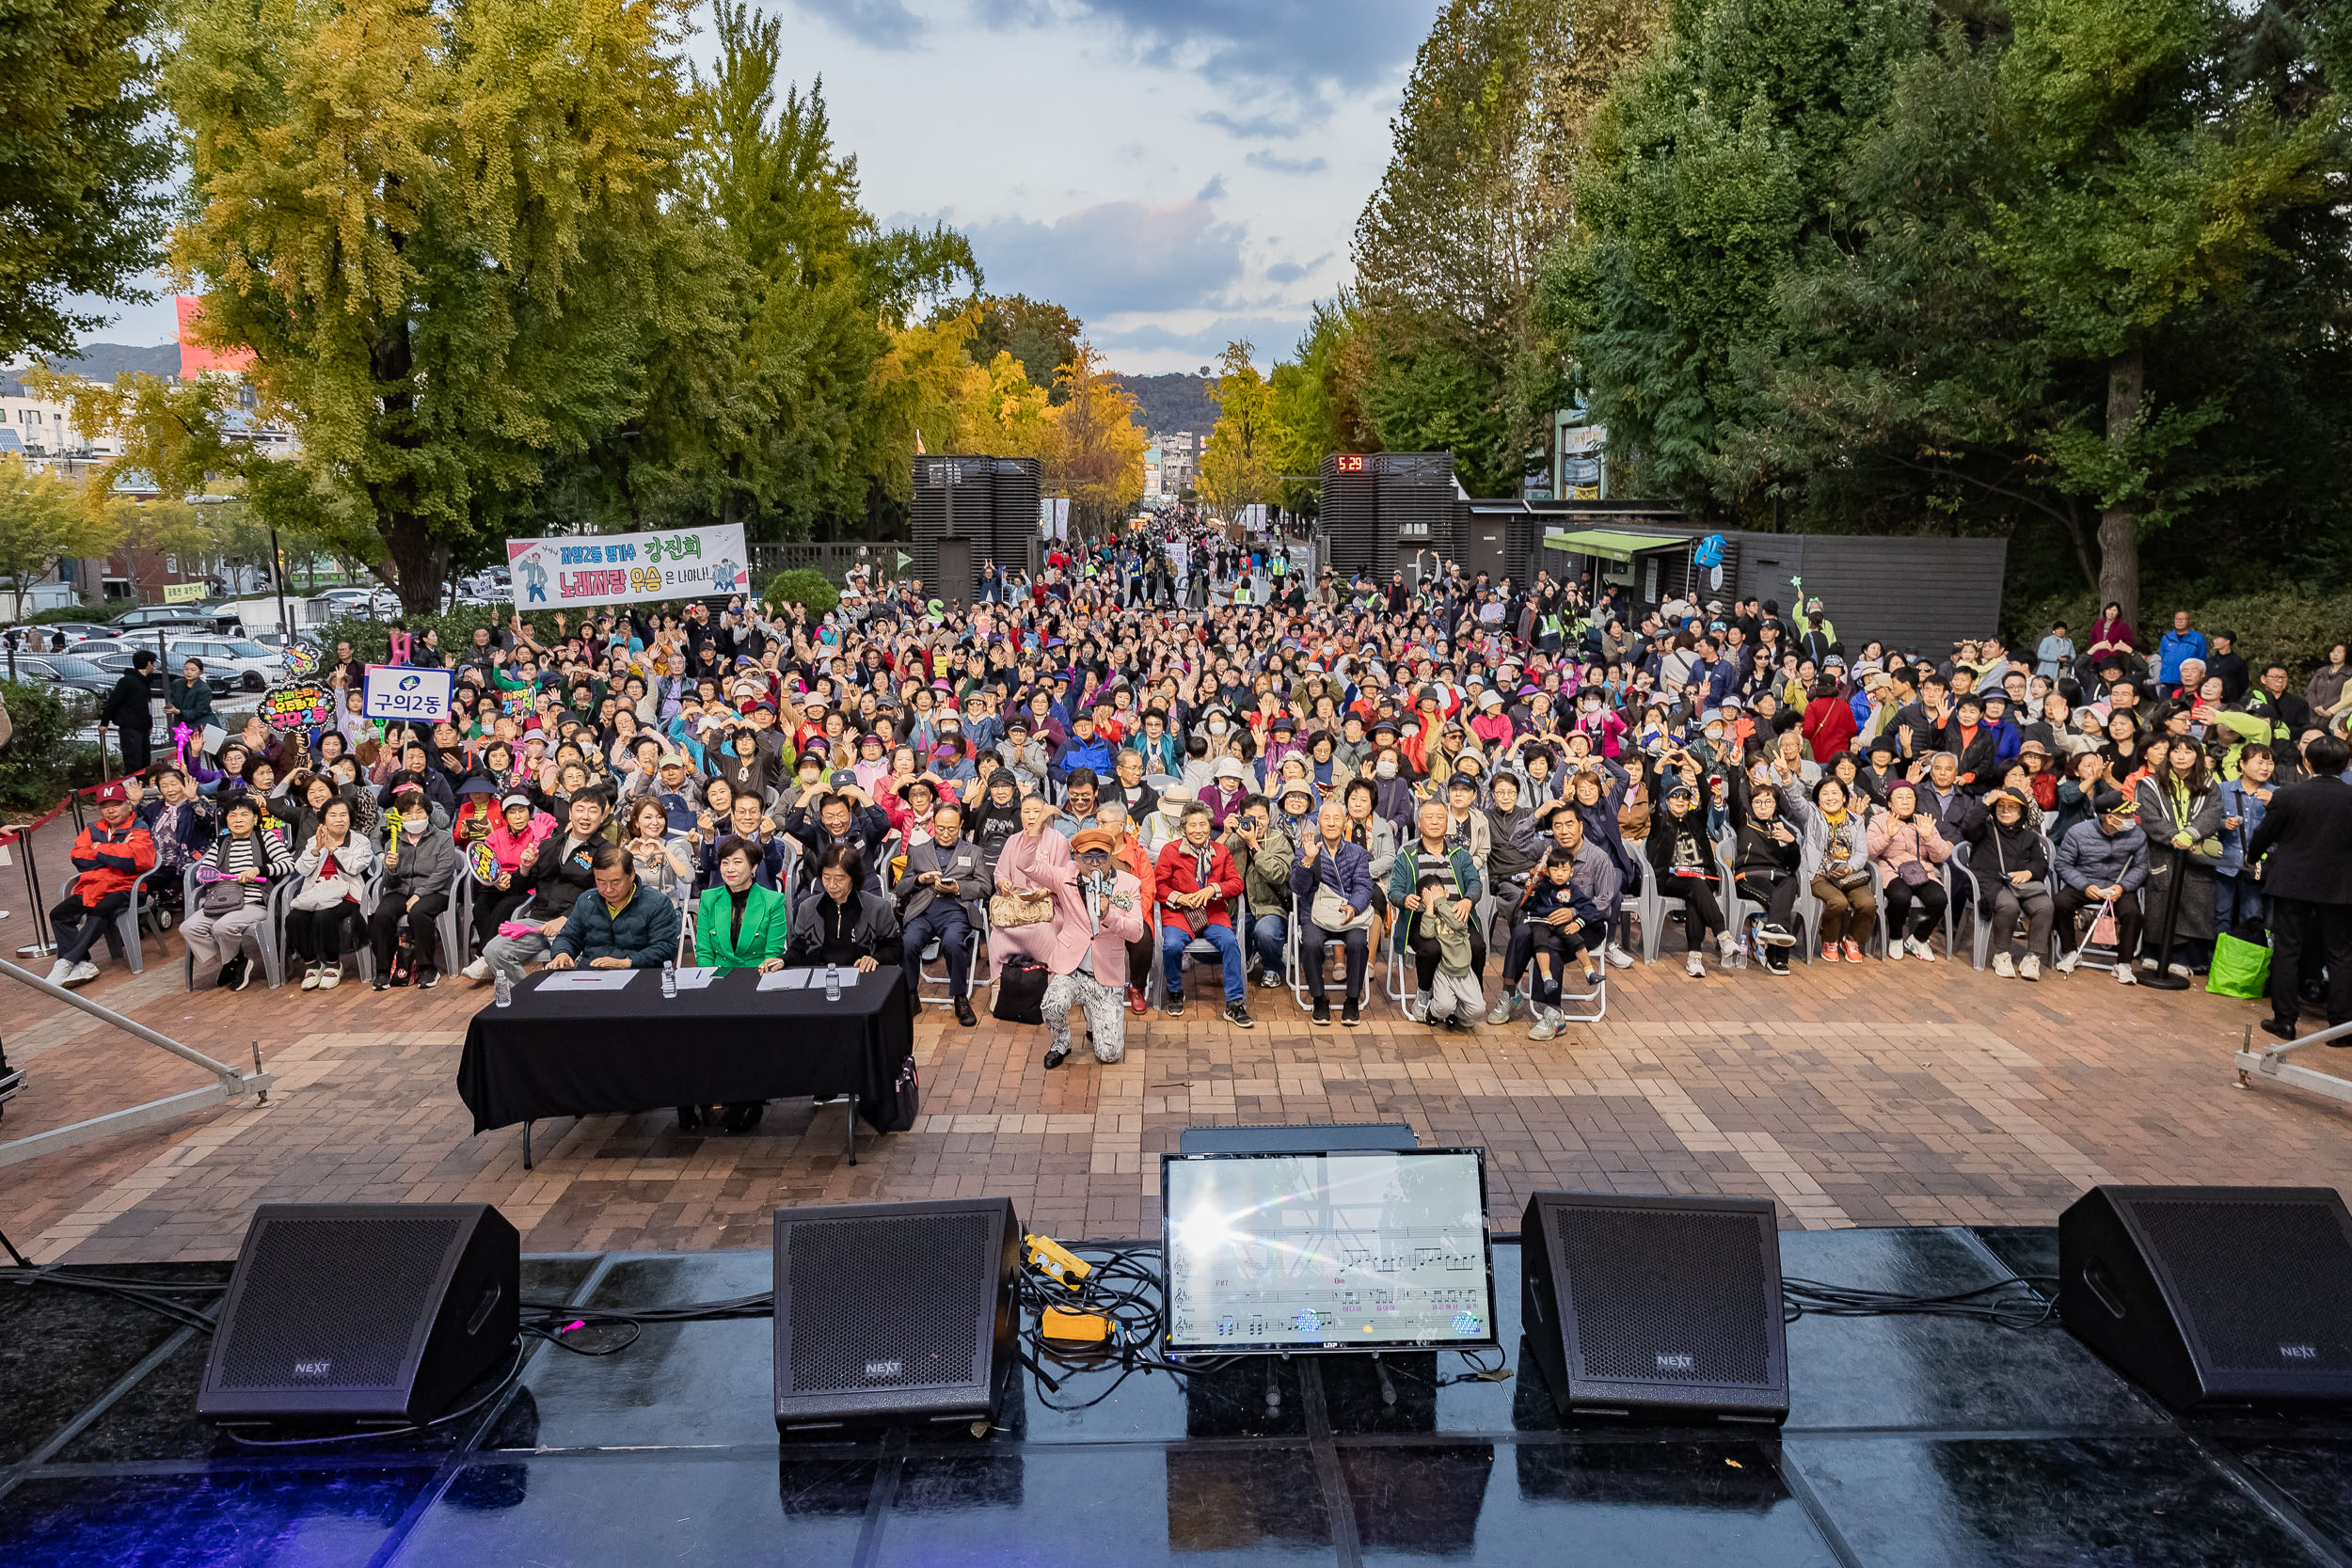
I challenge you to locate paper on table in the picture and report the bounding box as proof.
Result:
[670,966,719,990]
[756,968,807,991]
[537,970,636,991]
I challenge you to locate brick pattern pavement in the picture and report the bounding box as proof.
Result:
[5,902,2347,1264]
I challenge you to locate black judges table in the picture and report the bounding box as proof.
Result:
[456,966,916,1165]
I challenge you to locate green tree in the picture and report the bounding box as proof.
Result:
[960,295,1083,404]
[0,455,114,618]
[1268,297,1374,517]
[164,0,702,610]
[1354,0,1665,494]
[0,0,172,358]
[1199,341,1285,519]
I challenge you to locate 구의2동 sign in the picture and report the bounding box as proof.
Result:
[363,664,454,722]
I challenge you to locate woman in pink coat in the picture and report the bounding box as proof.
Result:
[1040,828,1147,1069]
[989,793,1069,981]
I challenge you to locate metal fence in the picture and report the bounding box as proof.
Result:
[749,543,913,587]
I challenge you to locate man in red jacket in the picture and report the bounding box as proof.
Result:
[50,782,157,986]
[1152,800,1251,1026]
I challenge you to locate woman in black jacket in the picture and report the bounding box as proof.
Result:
[1966,787,2056,978]
[1728,784,1804,973]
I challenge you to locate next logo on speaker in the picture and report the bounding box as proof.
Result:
[293,1360,332,1379]
[1655,1353,1695,1375]
[2280,1344,2319,1362]
[866,1360,902,1380]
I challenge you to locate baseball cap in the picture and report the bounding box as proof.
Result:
[829,769,858,789]
[501,791,533,812]
[95,782,128,804]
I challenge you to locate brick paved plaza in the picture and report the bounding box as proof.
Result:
[8,877,2346,1267]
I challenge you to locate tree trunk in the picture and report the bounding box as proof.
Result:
[2096,345,2143,626]
[384,512,441,615]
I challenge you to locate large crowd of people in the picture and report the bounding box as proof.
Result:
[40,518,2352,1081]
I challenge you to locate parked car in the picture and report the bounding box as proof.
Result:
[113,606,211,631]
[165,635,287,691]
[8,655,116,700]
[19,623,113,646]
[316,585,401,618]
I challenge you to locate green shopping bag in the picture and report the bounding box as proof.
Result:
[2206,932,2271,1000]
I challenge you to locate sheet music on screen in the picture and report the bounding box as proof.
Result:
[1162,1149,1498,1353]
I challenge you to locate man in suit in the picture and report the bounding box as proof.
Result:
[895,800,993,1027]
[2243,735,2352,1040]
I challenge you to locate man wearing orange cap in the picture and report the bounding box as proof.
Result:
[1040,828,1147,1069]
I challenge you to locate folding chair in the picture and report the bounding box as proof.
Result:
[63,865,161,976]
[179,868,288,990]
[1637,858,1687,963]
[1789,844,1826,963]
[1284,914,1375,1013]
[916,904,987,1010]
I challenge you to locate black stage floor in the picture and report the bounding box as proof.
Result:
[4,1227,2351,1567]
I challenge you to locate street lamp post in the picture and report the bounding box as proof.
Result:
[269,527,289,638]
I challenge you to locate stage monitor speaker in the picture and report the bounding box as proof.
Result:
[773,1197,1020,1432]
[2059,1184,2352,1410]
[1520,1193,1788,1424]
[199,1203,519,1425]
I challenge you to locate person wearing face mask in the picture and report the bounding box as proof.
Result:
[372,785,460,989]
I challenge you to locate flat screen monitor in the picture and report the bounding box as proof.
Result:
[1161,1148,1497,1354]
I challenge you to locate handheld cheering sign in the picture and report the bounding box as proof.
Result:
[363,664,454,724]
[468,840,501,883]
[260,682,334,733]
[282,643,322,679]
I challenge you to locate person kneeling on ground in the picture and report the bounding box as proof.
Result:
[49,781,156,987]
[1040,828,1147,1069]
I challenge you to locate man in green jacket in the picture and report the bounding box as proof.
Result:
[549,843,679,969]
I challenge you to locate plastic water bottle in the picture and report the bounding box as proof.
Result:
[825,961,841,1002]
[1734,925,1750,971]
[661,960,676,999]
[494,970,513,1008]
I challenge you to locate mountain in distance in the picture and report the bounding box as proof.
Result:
[2,341,180,395]
[1113,372,1221,440]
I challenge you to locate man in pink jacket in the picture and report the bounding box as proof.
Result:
[1041,828,1148,1069]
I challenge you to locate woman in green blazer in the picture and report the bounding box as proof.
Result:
[687,838,792,1135]
[695,836,791,972]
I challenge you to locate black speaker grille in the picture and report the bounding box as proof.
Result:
[217,1217,460,1390]
[1550,1207,1772,1386]
[784,1212,992,1394]
[2130,1199,2352,1373]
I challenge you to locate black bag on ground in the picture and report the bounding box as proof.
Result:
[992,956,1049,1025]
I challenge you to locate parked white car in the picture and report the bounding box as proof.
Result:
[167,635,288,691]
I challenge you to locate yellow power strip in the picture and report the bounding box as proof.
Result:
[1025,1232,1092,1290]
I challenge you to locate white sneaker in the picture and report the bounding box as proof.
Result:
[1686,952,1706,978]
[44,958,72,985]
[2019,956,2042,982]
[1406,991,1429,1023]
[1758,923,1796,948]
[1488,992,1518,1025]
[68,960,99,985]
[1886,938,1905,961]
[1717,931,1738,964]
[1528,1008,1562,1042]
[1910,937,1937,963]
[1993,953,2014,978]
[2114,964,2137,985]
[461,958,490,984]
[300,965,322,991]
[2167,962,2192,979]
[318,965,341,990]
[1605,942,1635,970]
[2054,948,2082,974]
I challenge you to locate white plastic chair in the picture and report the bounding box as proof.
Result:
[1284,911,1375,1012]
[916,903,987,1009]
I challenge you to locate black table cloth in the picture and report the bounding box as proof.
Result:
[456,968,916,1135]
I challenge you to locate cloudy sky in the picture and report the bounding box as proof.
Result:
[74,0,1437,375]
